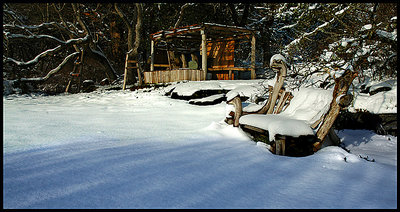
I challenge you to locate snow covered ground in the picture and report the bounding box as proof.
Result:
[3,84,397,209]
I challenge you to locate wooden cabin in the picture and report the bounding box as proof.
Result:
[144,23,257,84]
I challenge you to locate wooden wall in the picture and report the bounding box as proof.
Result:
[207,40,235,68]
[144,69,206,84]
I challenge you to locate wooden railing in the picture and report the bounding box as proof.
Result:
[143,69,206,84]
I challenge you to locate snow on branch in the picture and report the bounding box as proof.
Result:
[5,34,90,67]
[20,52,80,82]
[4,22,79,37]
[285,19,333,51]
[5,33,65,44]
[3,22,60,30]
[284,6,350,51]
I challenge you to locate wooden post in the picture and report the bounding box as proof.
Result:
[122,53,129,90]
[250,34,256,80]
[275,136,286,156]
[150,40,155,72]
[201,29,207,77]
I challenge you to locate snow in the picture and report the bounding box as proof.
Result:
[308,3,317,10]
[189,94,225,104]
[334,6,349,15]
[369,79,397,93]
[350,86,397,114]
[226,91,239,102]
[171,81,222,96]
[3,81,397,209]
[269,54,287,67]
[243,100,266,113]
[238,88,333,141]
[338,130,397,167]
[376,29,397,41]
[361,24,373,31]
[240,114,315,141]
[170,80,273,99]
[280,88,333,125]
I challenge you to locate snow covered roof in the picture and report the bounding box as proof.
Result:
[150,23,256,41]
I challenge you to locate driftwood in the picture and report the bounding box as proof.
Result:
[226,55,291,125]
[267,59,287,114]
[313,70,358,151]
[229,94,242,127]
[228,58,357,156]
[239,70,357,156]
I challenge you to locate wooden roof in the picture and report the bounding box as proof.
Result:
[150,23,256,42]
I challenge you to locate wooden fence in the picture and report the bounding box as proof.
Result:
[143,69,206,84]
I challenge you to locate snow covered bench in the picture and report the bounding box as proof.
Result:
[228,66,357,156]
[239,88,333,156]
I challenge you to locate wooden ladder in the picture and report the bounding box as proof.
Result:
[123,53,141,90]
[65,50,84,93]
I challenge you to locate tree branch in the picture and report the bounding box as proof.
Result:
[174,3,192,28]
[20,52,80,82]
[5,34,90,67]
[228,3,240,26]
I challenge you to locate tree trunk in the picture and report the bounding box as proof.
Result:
[115,3,143,85]
[114,3,134,52]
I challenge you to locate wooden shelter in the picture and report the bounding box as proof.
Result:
[144,23,257,84]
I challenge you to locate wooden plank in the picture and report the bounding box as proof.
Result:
[201,29,207,76]
[183,69,188,80]
[154,64,170,67]
[241,124,266,134]
[206,24,254,33]
[122,53,129,90]
[144,72,150,84]
[250,34,256,80]
[208,67,251,71]
[150,40,154,72]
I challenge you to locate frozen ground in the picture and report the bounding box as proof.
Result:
[3,85,397,209]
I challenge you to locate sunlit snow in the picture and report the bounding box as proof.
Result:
[3,84,397,209]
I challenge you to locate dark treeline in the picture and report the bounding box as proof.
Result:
[3,3,397,94]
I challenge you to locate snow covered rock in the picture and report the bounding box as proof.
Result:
[189,94,225,105]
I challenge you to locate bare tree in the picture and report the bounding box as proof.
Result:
[114,3,143,85]
[3,3,118,93]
